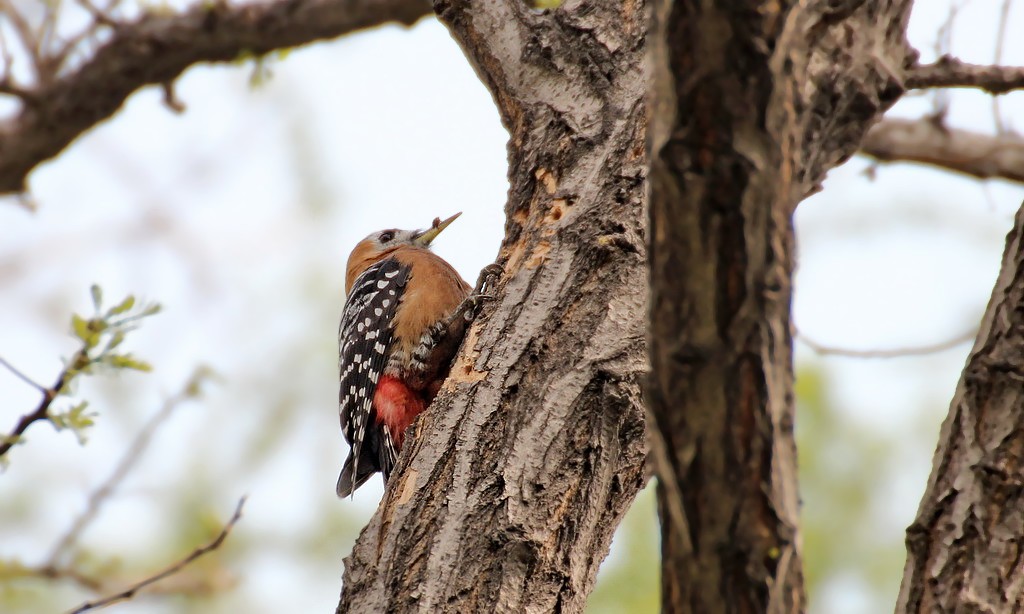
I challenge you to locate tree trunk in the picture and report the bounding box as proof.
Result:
[895,202,1024,613]
[647,1,913,611]
[337,1,649,611]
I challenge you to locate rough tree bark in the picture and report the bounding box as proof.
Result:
[338,1,650,611]
[895,203,1024,612]
[647,2,912,611]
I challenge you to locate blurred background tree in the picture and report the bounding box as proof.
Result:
[1,0,1022,612]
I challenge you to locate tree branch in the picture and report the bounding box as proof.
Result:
[0,0,433,197]
[0,350,82,459]
[0,355,49,392]
[896,202,1024,612]
[861,117,1024,184]
[67,496,246,614]
[797,327,977,359]
[907,55,1024,95]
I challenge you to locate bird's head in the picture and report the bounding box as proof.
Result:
[361,212,462,253]
[345,212,462,292]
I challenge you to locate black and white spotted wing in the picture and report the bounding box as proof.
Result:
[336,257,410,497]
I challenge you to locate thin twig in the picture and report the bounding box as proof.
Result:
[46,370,207,568]
[33,565,105,592]
[38,0,60,64]
[0,352,81,458]
[66,496,246,614]
[929,0,960,116]
[74,0,119,27]
[0,355,48,392]
[0,79,36,99]
[0,20,14,77]
[933,0,959,59]
[0,0,43,80]
[52,30,94,76]
[52,0,126,75]
[56,0,126,69]
[992,0,1013,134]
[797,327,977,359]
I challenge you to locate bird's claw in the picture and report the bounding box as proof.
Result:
[473,263,503,297]
[462,264,503,321]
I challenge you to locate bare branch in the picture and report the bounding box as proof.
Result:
[73,0,120,28]
[925,0,960,117]
[50,0,124,74]
[30,565,104,592]
[0,355,48,392]
[45,369,211,568]
[26,558,231,597]
[797,327,977,359]
[39,0,62,69]
[907,56,1024,96]
[991,0,1013,133]
[66,496,246,614]
[861,118,1024,184]
[0,350,84,459]
[0,78,36,100]
[0,0,433,197]
[0,0,43,79]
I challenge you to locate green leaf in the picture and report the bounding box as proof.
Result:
[90,284,103,311]
[107,295,135,316]
[50,402,96,445]
[68,403,94,445]
[106,354,152,372]
[71,313,90,341]
[71,315,104,350]
[107,330,126,350]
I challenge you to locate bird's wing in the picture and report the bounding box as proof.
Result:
[337,257,410,496]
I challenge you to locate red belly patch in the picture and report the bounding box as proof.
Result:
[374,376,427,449]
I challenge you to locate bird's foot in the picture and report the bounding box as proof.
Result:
[462,263,503,320]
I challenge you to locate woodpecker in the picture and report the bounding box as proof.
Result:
[336,212,496,497]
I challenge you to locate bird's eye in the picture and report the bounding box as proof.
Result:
[378,231,395,243]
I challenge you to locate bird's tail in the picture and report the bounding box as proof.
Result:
[336,455,375,498]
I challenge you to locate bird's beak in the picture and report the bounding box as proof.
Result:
[412,212,462,247]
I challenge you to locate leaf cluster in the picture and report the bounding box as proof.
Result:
[54,285,162,443]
